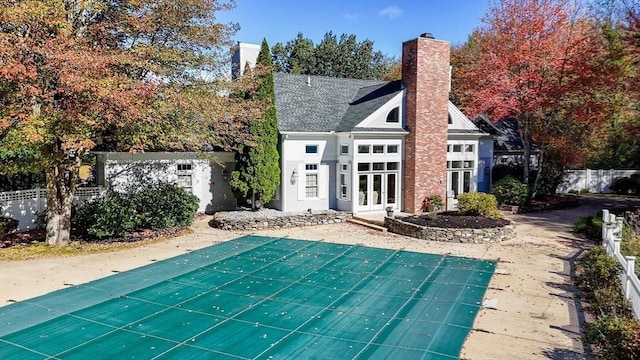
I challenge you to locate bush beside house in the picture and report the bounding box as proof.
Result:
[456,192,501,218]
[491,176,529,206]
[73,182,198,240]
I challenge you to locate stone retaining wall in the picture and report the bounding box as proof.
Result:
[384,216,515,243]
[210,210,349,231]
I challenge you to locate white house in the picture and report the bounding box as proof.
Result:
[96,34,492,217]
[234,34,490,215]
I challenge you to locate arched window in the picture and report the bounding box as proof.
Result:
[386,107,399,123]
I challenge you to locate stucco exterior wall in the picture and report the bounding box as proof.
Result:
[280,135,336,212]
[97,152,236,214]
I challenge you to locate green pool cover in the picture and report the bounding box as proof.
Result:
[0,235,495,359]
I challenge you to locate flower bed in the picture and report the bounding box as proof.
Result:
[384,214,515,243]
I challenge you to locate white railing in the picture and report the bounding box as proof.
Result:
[602,209,640,319]
[0,187,104,232]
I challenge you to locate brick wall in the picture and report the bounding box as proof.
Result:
[402,35,450,213]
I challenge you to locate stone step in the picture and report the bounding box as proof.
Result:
[347,217,387,232]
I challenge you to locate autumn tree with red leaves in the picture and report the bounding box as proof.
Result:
[452,0,607,194]
[0,0,255,245]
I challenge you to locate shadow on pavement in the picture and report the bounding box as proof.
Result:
[506,195,640,236]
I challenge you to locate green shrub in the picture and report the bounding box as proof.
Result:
[0,216,18,239]
[74,182,199,240]
[491,176,530,206]
[573,215,604,242]
[491,163,524,183]
[133,182,199,230]
[575,247,631,317]
[456,192,501,218]
[76,194,139,240]
[586,315,640,359]
[611,175,640,195]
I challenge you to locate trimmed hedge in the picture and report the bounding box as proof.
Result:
[456,192,501,218]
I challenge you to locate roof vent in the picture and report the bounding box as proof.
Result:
[420,32,435,39]
[306,76,311,86]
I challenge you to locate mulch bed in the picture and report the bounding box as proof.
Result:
[398,212,511,229]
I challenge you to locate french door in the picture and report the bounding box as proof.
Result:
[358,172,398,211]
[448,170,472,197]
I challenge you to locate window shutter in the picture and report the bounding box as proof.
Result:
[319,164,328,199]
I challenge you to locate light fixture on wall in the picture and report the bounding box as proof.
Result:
[222,169,230,181]
[290,169,298,184]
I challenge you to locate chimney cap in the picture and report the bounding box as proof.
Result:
[420,32,435,39]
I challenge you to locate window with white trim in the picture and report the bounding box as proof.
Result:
[358,145,370,154]
[387,145,398,154]
[176,163,193,193]
[305,163,319,198]
[339,163,349,200]
[340,145,349,155]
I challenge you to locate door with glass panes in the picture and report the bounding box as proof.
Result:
[448,169,472,197]
[357,162,399,211]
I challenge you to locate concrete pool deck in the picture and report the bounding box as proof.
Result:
[2,195,639,359]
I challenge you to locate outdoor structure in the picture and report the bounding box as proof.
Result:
[473,115,539,169]
[233,34,489,215]
[95,152,236,214]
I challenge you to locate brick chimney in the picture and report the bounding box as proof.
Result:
[402,33,450,213]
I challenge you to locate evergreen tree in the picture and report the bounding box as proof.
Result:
[272,32,394,80]
[230,39,280,209]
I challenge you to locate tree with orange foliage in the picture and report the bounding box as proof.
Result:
[0,0,254,245]
[452,0,607,194]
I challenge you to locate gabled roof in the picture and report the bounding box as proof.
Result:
[474,115,540,153]
[339,81,403,132]
[447,101,486,136]
[274,73,400,133]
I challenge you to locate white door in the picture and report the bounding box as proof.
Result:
[448,170,472,197]
[358,173,395,211]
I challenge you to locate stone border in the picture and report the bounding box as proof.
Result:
[384,216,515,243]
[209,210,349,231]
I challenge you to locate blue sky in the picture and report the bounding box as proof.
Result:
[217,0,490,59]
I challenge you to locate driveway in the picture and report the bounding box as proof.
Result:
[1,195,638,359]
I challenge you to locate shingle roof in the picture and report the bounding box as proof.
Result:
[274,73,401,133]
[473,115,540,153]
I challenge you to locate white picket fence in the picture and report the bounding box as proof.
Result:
[0,187,104,232]
[602,209,640,319]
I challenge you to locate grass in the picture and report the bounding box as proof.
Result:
[0,228,192,262]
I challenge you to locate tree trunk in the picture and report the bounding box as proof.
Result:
[521,120,532,185]
[43,145,82,246]
[531,146,545,199]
